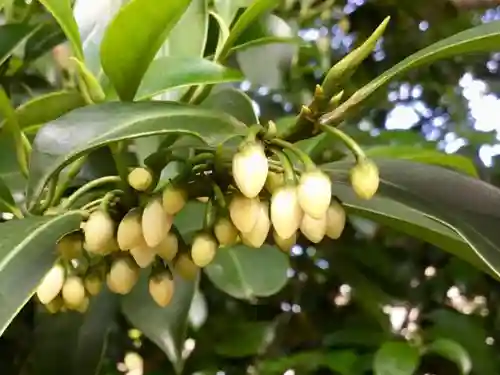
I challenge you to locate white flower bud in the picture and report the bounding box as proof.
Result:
[84,210,115,253]
[142,197,173,248]
[162,185,188,215]
[272,230,296,252]
[297,169,332,219]
[214,217,239,246]
[229,194,260,233]
[271,186,303,239]
[36,264,66,305]
[61,276,86,308]
[191,233,218,267]
[232,142,268,198]
[241,202,270,248]
[350,159,379,200]
[300,214,327,243]
[325,201,346,239]
[107,257,139,295]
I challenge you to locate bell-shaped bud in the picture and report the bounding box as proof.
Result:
[61,276,86,309]
[232,141,268,198]
[128,167,154,191]
[350,159,379,200]
[142,197,173,248]
[117,209,145,250]
[273,230,296,252]
[191,233,218,267]
[154,232,179,261]
[130,244,156,268]
[124,352,144,372]
[36,264,66,305]
[265,171,284,194]
[75,296,90,313]
[174,253,199,281]
[271,186,303,239]
[162,184,188,215]
[84,210,115,253]
[84,273,103,296]
[107,257,140,295]
[300,214,327,243]
[229,194,260,233]
[57,232,83,260]
[101,236,120,255]
[325,200,346,239]
[214,217,239,246]
[44,296,63,314]
[149,272,174,307]
[297,169,332,219]
[241,202,270,248]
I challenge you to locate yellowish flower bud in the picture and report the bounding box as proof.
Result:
[300,214,327,243]
[350,159,379,200]
[36,264,66,305]
[44,296,63,314]
[127,167,154,191]
[107,257,139,295]
[149,272,174,307]
[191,233,218,267]
[271,186,303,239]
[297,169,332,219]
[229,194,260,233]
[84,273,103,296]
[241,202,270,248]
[174,253,199,281]
[117,209,145,250]
[325,200,346,239]
[74,296,90,313]
[57,232,83,260]
[232,142,269,198]
[142,197,173,248]
[84,210,115,254]
[272,230,296,252]
[162,184,188,215]
[214,217,239,246]
[265,171,284,194]
[154,232,179,261]
[130,244,156,268]
[61,276,86,308]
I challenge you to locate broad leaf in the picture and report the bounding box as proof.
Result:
[26,101,246,208]
[0,24,38,66]
[425,338,472,375]
[323,158,500,279]
[37,0,84,61]
[137,57,243,100]
[100,0,191,100]
[32,288,118,375]
[374,341,420,375]
[204,244,289,300]
[24,22,66,62]
[321,20,500,125]
[0,211,84,335]
[201,87,258,124]
[1,91,86,133]
[122,271,198,374]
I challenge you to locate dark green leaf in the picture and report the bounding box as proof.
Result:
[26,101,246,208]
[137,57,243,100]
[38,0,84,61]
[0,177,20,216]
[201,87,258,124]
[0,211,84,335]
[32,288,118,375]
[121,270,198,374]
[0,134,24,192]
[425,338,472,374]
[374,341,420,375]
[0,24,38,66]
[204,244,289,300]
[100,0,191,100]
[24,22,66,62]
[213,321,274,357]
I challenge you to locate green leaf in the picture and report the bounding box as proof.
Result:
[121,271,197,374]
[425,338,472,375]
[0,134,25,192]
[0,211,84,336]
[201,87,258,124]
[2,91,86,133]
[100,0,191,100]
[0,24,38,66]
[0,177,20,217]
[212,320,274,357]
[204,244,289,300]
[24,22,66,62]
[374,341,420,375]
[137,57,243,100]
[322,20,500,125]
[323,158,500,279]
[37,0,84,61]
[26,101,246,208]
[362,146,478,177]
[214,0,252,24]
[32,288,118,375]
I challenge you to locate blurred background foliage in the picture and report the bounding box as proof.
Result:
[2,0,500,374]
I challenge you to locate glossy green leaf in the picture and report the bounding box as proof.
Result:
[100,0,191,100]
[201,87,258,124]
[204,244,289,300]
[362,146,478,177]
[321,20,500,125]
[425,338,472,374]
[137,57,243,100]
[323,158,500,279]
[374,341,420,375]
[0,24,38,66]
[0,211,84,336]
[121,270,198,374]
[26,101,246,208]
[24,22,66,62]
[37,0,84,61]
[212,321,274,357]
[1,91,86,133]
[0,177,20,217]
[33,288,118,375]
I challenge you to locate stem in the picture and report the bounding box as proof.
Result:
[51,156,87,206]
[99,189,124,212]
[60,176,122,210]
[37,178,58,214]
[0,87,29,177]
[109,142,133,204]
[269,138,316,171]
[319,124,366,161]
[212,183,227,209]
[270,148,296,185]
[80,198,104,211]
[203,198,216,230]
